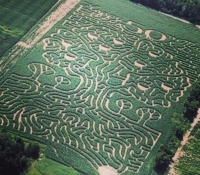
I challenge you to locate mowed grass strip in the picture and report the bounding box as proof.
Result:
[0,0,58,57]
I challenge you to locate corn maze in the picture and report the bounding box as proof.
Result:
[0,1,200,174]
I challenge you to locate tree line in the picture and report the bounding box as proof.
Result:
[130,0,200,24]
[154,80,200,173]
[0,130,40,175]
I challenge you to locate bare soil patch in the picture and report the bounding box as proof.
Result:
[98,166,118,175]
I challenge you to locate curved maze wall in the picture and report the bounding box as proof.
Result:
[0,2,200,174]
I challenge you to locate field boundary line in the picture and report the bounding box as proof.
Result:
[18,0,80,48]
[0,0,80,74]
[159,12,190,24]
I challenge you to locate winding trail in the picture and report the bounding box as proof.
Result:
[167,108,200,175]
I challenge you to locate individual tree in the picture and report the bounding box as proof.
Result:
[154,144,173,173]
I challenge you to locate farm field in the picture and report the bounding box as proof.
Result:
[0,0,200,174]
[175,121,200,175]
[27,158,80,175]
[0,0,58,57]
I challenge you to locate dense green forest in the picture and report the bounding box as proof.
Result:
[0,131,40,175]
[154,80,200,173]
[130,0,200,24]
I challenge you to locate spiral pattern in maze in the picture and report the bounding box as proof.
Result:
[0,2,200,174]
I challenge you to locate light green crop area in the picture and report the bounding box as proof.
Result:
[0,0,200,174]
[0,0,58,56]
[27,158,80,175]
[0,24,23,37]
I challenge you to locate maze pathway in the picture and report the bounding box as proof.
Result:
[0,1,200,174]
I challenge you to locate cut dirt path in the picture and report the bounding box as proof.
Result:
[167,108,200,175]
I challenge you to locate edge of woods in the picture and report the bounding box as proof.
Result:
[153,80,200,175]
[129,0,200,25]
[0,129,40,175]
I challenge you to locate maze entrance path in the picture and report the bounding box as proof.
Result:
[0,0,200,174]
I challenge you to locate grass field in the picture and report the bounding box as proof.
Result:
[0,0,200,174]
[0,0,58,57]
[27,158,80,175]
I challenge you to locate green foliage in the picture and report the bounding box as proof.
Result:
[171,112,190,139]
[0,131,40,175]
[176,123,200,175]
[184,80,200,122]
[27,158,80,175]
[0,24,24,37]
[26,143,40,160]
[154,134,181,174]
[154,144,173,173]
[130,0,200,24]
[0,0,58,57]
[154,80,200,174]
[0,0,200,175]
[45,143,98,175]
